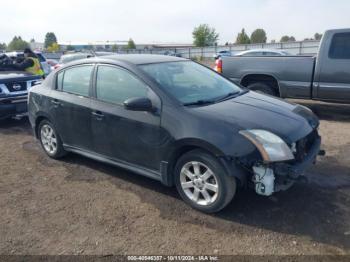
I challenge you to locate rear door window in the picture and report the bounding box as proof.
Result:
[329,33,350,59]
[61,65,93,96]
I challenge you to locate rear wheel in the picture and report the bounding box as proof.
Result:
[174,150,236,213]
[247,82,277,96]
[38,120,67,159]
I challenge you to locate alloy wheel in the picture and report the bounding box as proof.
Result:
[40,124,58,155]
[180,161,219,206]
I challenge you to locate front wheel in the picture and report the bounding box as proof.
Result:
[174,150,236,213]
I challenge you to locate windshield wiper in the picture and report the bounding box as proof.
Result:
[183,99,216,106]
[213,91,241,102]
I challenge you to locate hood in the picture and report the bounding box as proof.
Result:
[192,91,319,143]
[0,71,41,82]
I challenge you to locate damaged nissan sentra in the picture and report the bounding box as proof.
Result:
[28,55,323,213]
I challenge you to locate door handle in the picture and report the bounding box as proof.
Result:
[92,111,104,120]
[51,99,61,107]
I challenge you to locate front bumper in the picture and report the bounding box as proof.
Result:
[250,132,322,196]
[0,95,28,119]
[273,135,321,191]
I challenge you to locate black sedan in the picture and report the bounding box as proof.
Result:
[28,55,322,213]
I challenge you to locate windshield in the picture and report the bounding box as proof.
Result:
[139,61,241,105]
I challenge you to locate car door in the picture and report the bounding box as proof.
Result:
[90,64,162,171]
[316,32,350,102]
[50,64,94,150]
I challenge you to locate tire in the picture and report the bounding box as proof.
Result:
[174,149,236,213]
[38,119,67,159]
[247,82,277,96]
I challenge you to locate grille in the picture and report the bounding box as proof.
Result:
[5,82,28,92]
[295,130,318,162]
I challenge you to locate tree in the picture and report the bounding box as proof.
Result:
[7,36,29,51]
[280,36,290,42]
[289,36,296,42]
[112,44,118,52]
[235,28,250,44]
[47,43,60,52]
[250,29,267,43]
[192,24,219,47]
[280,35,296,42]
[126,38,136,49]
[314,33,323,41]
[44,32,58,48]
[0,42,6,50]
[66,45,75,51]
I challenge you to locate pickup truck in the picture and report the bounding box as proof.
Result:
[0,71,42,119]
[216,28,350,103]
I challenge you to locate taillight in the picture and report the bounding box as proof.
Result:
[214,58,222,73]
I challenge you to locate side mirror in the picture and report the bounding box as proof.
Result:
[123,97,154,112]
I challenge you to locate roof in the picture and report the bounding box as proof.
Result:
[100,54,187,65]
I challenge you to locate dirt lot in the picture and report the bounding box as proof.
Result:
[0,100,350,255]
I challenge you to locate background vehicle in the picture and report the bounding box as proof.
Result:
[56,53,94,69]
[215,28,350,103]
[163,50,182,57]
[46,59,59,71]
[28,55,321,213]
[213,50,232,59]
[0,71,42,119]
[234,49,291,56]
[5,51,51,76]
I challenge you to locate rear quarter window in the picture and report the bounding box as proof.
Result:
[61,65,93,96]
[329,33,350,59]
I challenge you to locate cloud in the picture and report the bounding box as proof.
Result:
[0,0,349,44]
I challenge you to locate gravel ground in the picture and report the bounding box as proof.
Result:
[0,100,350,255]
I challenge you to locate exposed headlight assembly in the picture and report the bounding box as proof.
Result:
[239,129,294,162]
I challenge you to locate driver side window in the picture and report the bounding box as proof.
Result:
[96,65,149,105]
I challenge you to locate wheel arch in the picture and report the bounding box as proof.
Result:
[240,73,281,96]
[34,112,53,139]
[161,138,246,187]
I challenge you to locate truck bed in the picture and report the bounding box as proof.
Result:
[221,56,316,99]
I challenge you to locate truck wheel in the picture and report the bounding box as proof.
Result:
[38,119,67,159]
[174,149,236,213]
[247,82,277,96]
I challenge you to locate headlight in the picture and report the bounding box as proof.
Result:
[239,129,294,162]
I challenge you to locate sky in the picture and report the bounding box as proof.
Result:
[0,0,349,45]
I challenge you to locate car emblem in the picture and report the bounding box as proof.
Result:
[12,84,22,91]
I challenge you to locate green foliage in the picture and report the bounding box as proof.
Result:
[66,45,75,51]
[235,28,250,44]
[44,32,58,48]
[127,38,136,49]
[192,24,219,47]
[280,35,296,42]
[7,36,29,51]
[250,29,267,43]
[47,43,60,52]
[112,44,118,52]
[0,42,6,50]
[314,33,323,41]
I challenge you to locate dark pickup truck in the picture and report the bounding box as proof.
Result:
[216,28,350,103]
[0,71,42,119]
